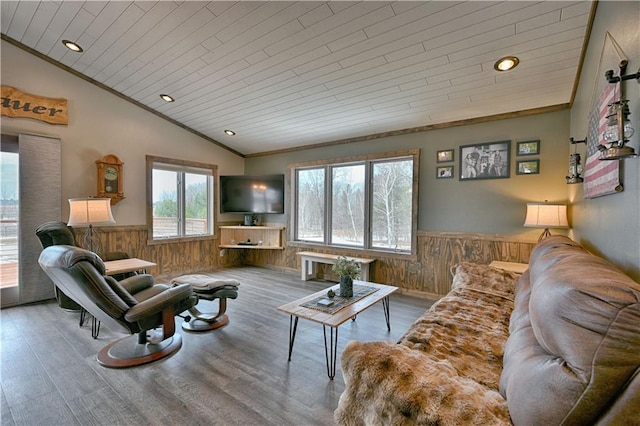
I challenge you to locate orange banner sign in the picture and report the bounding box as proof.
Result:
[1,86,68,125]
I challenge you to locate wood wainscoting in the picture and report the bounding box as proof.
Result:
[80,226,536,298]
[243,231,536,298]
[72,225,242,280]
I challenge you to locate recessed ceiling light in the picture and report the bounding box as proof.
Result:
[160,94,175,102]
[494,56,519,72]
[62,40,83,52]
[224,130,236,136]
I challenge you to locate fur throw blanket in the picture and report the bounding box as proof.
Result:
[335,263,518,425]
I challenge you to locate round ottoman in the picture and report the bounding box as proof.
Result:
[171,274,240,331]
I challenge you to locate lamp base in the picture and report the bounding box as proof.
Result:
[81,225,102,254]
[538,228,552,241]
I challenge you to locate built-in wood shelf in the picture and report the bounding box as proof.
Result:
[219,226,285,250]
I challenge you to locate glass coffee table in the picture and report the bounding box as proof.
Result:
[277,281,398,379]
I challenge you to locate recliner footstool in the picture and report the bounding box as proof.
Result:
[171,274,240,331]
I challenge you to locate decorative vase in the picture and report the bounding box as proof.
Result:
[340,275,354,297]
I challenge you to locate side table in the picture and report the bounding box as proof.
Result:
[104,258,157,276]
[489,261,528,274]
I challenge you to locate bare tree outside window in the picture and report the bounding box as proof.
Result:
[296,168,325,242]
[331,165,365,246]
[292,150,417,253]
[372,160,413,250]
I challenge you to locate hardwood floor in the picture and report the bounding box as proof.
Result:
[1,266,433,425]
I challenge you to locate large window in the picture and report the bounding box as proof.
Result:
[1,136,19,306]
[296,168,325,242]
[293,150,418,253]
[331,164,365,247]
[146,156,216,242]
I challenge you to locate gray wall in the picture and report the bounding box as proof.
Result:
[246,109,570,240]
[1,41,244,226]
[247,1,640,282]
[569,0,639,281]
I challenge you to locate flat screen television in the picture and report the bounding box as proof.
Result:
[220,174,285,214]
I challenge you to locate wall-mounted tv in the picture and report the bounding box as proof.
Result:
[220,174,285,214]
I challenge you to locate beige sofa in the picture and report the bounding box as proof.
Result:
[335,236,640,425]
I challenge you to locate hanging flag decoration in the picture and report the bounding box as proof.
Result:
[583,82,622,198]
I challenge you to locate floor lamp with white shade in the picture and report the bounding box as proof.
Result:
[67,198,115,254]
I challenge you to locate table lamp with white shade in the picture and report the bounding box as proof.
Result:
[523,202,569,241]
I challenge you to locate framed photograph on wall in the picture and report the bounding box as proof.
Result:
[459,141,510,180]
[437,149,454,163]
[516,140,540,156]
[516,159,540,175]
[436,166,454,179]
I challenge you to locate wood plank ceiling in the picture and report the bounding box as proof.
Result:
[1,1,594,156]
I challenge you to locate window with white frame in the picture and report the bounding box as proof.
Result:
[146,156,216,242]
[293,150,418,253]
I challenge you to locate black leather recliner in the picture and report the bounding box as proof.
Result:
[38,244,198,368]
[35,221,83,311]
[35,221,139,337]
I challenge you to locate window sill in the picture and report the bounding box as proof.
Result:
[287,241,416,261]
[147,234,216,246]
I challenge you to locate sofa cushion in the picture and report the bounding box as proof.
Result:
[335,262,517,425]
[451,261,516,299]
[500,236,640,425]
[400,262,517,390]
[336,341,512,425]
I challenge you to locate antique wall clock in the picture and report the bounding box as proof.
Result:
[96,154,125,204]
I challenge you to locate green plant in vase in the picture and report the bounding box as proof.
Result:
[332,256,360,298]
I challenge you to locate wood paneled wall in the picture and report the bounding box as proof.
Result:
[76,225,242,280]
[245,230,536,297]
[86,226,536,297]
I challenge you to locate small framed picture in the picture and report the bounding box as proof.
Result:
[516,159,540,175]
[436,166,454,179]
[437,149,454,163]
[459,141,510,180]
[516,140,540,156]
